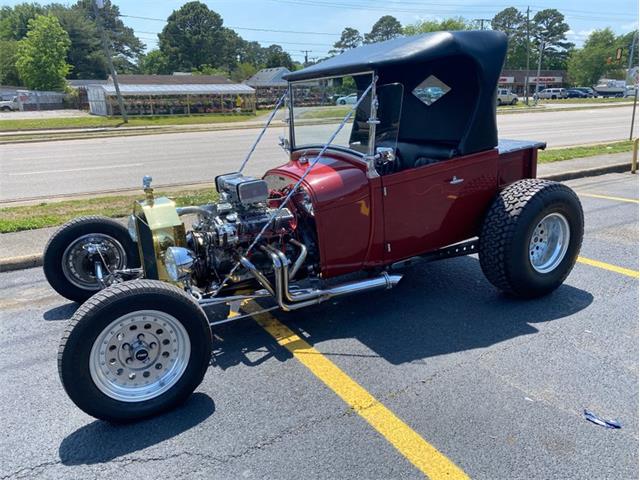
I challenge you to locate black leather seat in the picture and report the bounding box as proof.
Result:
[394,141,458,169]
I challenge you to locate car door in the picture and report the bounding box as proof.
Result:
[381,149,499,262]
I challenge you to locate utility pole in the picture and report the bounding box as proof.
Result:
[628,30,638,141]
[474,19,491,30]
[534,39,544,105]
[525,6,530,105]
[301,50,312,66]
[92,0,127,122]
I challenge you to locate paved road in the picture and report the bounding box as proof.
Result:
[1,106,637,202]
[0,173,637,479]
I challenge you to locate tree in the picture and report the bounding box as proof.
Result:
[567,28,636,86]
[364,15,402,44]
[532,9,573,70]
[404,17,469,35]
[0,39,20,85]
[75,0,144,72]
[491,7,528,69]
[263,44,294,69]
[331,27,362,54]
[16,14,71,90]
[159,1,227,71]
[0,3,44,40]
[231,62,257,82]
[138,49,170,75]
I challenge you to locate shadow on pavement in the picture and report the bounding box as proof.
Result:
[58,393,215,465]
[43,302,79,321]
[211,256,594,367]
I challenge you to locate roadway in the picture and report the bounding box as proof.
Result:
[0,173,637,479]
[0,105,637,202]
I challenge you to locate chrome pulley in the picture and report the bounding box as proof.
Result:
[61,233,126,289]
[89,310,191,402]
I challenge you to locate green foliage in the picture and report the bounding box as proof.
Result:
[0,3,44,40]
[230,62,257,82]
[263,44,294,69]
[158,1,227,71]
[0,39,20,85]
[364,15,402,44]
[16,14,70,90]
[491,8,528,69]
[404,17,469,35]
[137,49,170,75]
[568,28,637,86]
[331,27,362,54]
[531,9,573,70]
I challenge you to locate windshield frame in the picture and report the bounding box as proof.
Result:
[287,71,376,158]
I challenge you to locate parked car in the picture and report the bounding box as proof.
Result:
[497,88,518,105]
[534,88,568,100]
[336,93,357,105]
[573,87,595,97]
[566,89,589,98]
[0,96,19,111]
[46,30,584,422]
[624,85,637,98]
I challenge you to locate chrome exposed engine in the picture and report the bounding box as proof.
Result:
[183,173,298,289]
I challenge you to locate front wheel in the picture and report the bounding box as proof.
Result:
[58,280,212,422]
[44,216,139,303]
[479,179,584,298]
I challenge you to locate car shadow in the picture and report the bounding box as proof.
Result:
[58,393,215,466]
[43,302,78,321]
[212,256,594,366]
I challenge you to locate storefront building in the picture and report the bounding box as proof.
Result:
[498,70,567,95]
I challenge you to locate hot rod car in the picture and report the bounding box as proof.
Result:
[44,31,583,422]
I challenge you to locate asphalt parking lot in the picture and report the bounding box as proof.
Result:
[0,172,637,479]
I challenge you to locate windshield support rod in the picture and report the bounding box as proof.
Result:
[238,91,288,173]
[212,79,376,297]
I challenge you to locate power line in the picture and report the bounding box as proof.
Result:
[134,31,332,47]
[120,14,340,36]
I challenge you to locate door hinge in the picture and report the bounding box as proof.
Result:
[383,186,388,196]
[386,243,392,252]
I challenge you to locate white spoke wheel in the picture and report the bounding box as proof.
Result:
[89,310,191,402]
[528,213,570,274]
[58,280,212,423]
[479,179,583,298]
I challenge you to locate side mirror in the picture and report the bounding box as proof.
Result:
[278,135,290,152]
[376,146,395,163]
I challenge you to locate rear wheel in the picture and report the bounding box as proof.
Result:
[1,106,11,111]
[479,179,583,298]
[511,98,518,105]
[58,280,212,422]
[43,216,139,303]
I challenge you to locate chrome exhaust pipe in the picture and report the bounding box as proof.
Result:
[256,244,402,311]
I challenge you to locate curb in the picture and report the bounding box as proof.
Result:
[0,254,43,273]
[539,162,631,181]
[0,163,633,273]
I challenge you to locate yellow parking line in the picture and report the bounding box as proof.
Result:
[577,192,639,204]
[254,312,469,480]
[577,256,639,279]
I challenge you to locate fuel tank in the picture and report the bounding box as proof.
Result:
[264,149,383,278]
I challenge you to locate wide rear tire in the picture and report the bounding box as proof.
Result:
[479,179,583,298]
[58,280,212,423]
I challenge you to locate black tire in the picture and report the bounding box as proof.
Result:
[58,280,212,422]
[551,95,557,99]
[479,179,583,298]
[43,216,139,303]
[339,99,346,105]
[511,98,518,105]
[497,99,502,106]
[1,106,11,111]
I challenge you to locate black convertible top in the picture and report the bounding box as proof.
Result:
[285,31,508,156]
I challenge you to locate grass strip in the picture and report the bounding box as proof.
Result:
[0,112,268,132]
[538,140,633,163]
[0,188,218,233]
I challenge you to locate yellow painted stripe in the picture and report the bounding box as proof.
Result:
[578,192,639,204]
[577,256,639,278]
[254,312,469,480]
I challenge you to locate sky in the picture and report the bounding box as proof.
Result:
[2,0,638,61]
